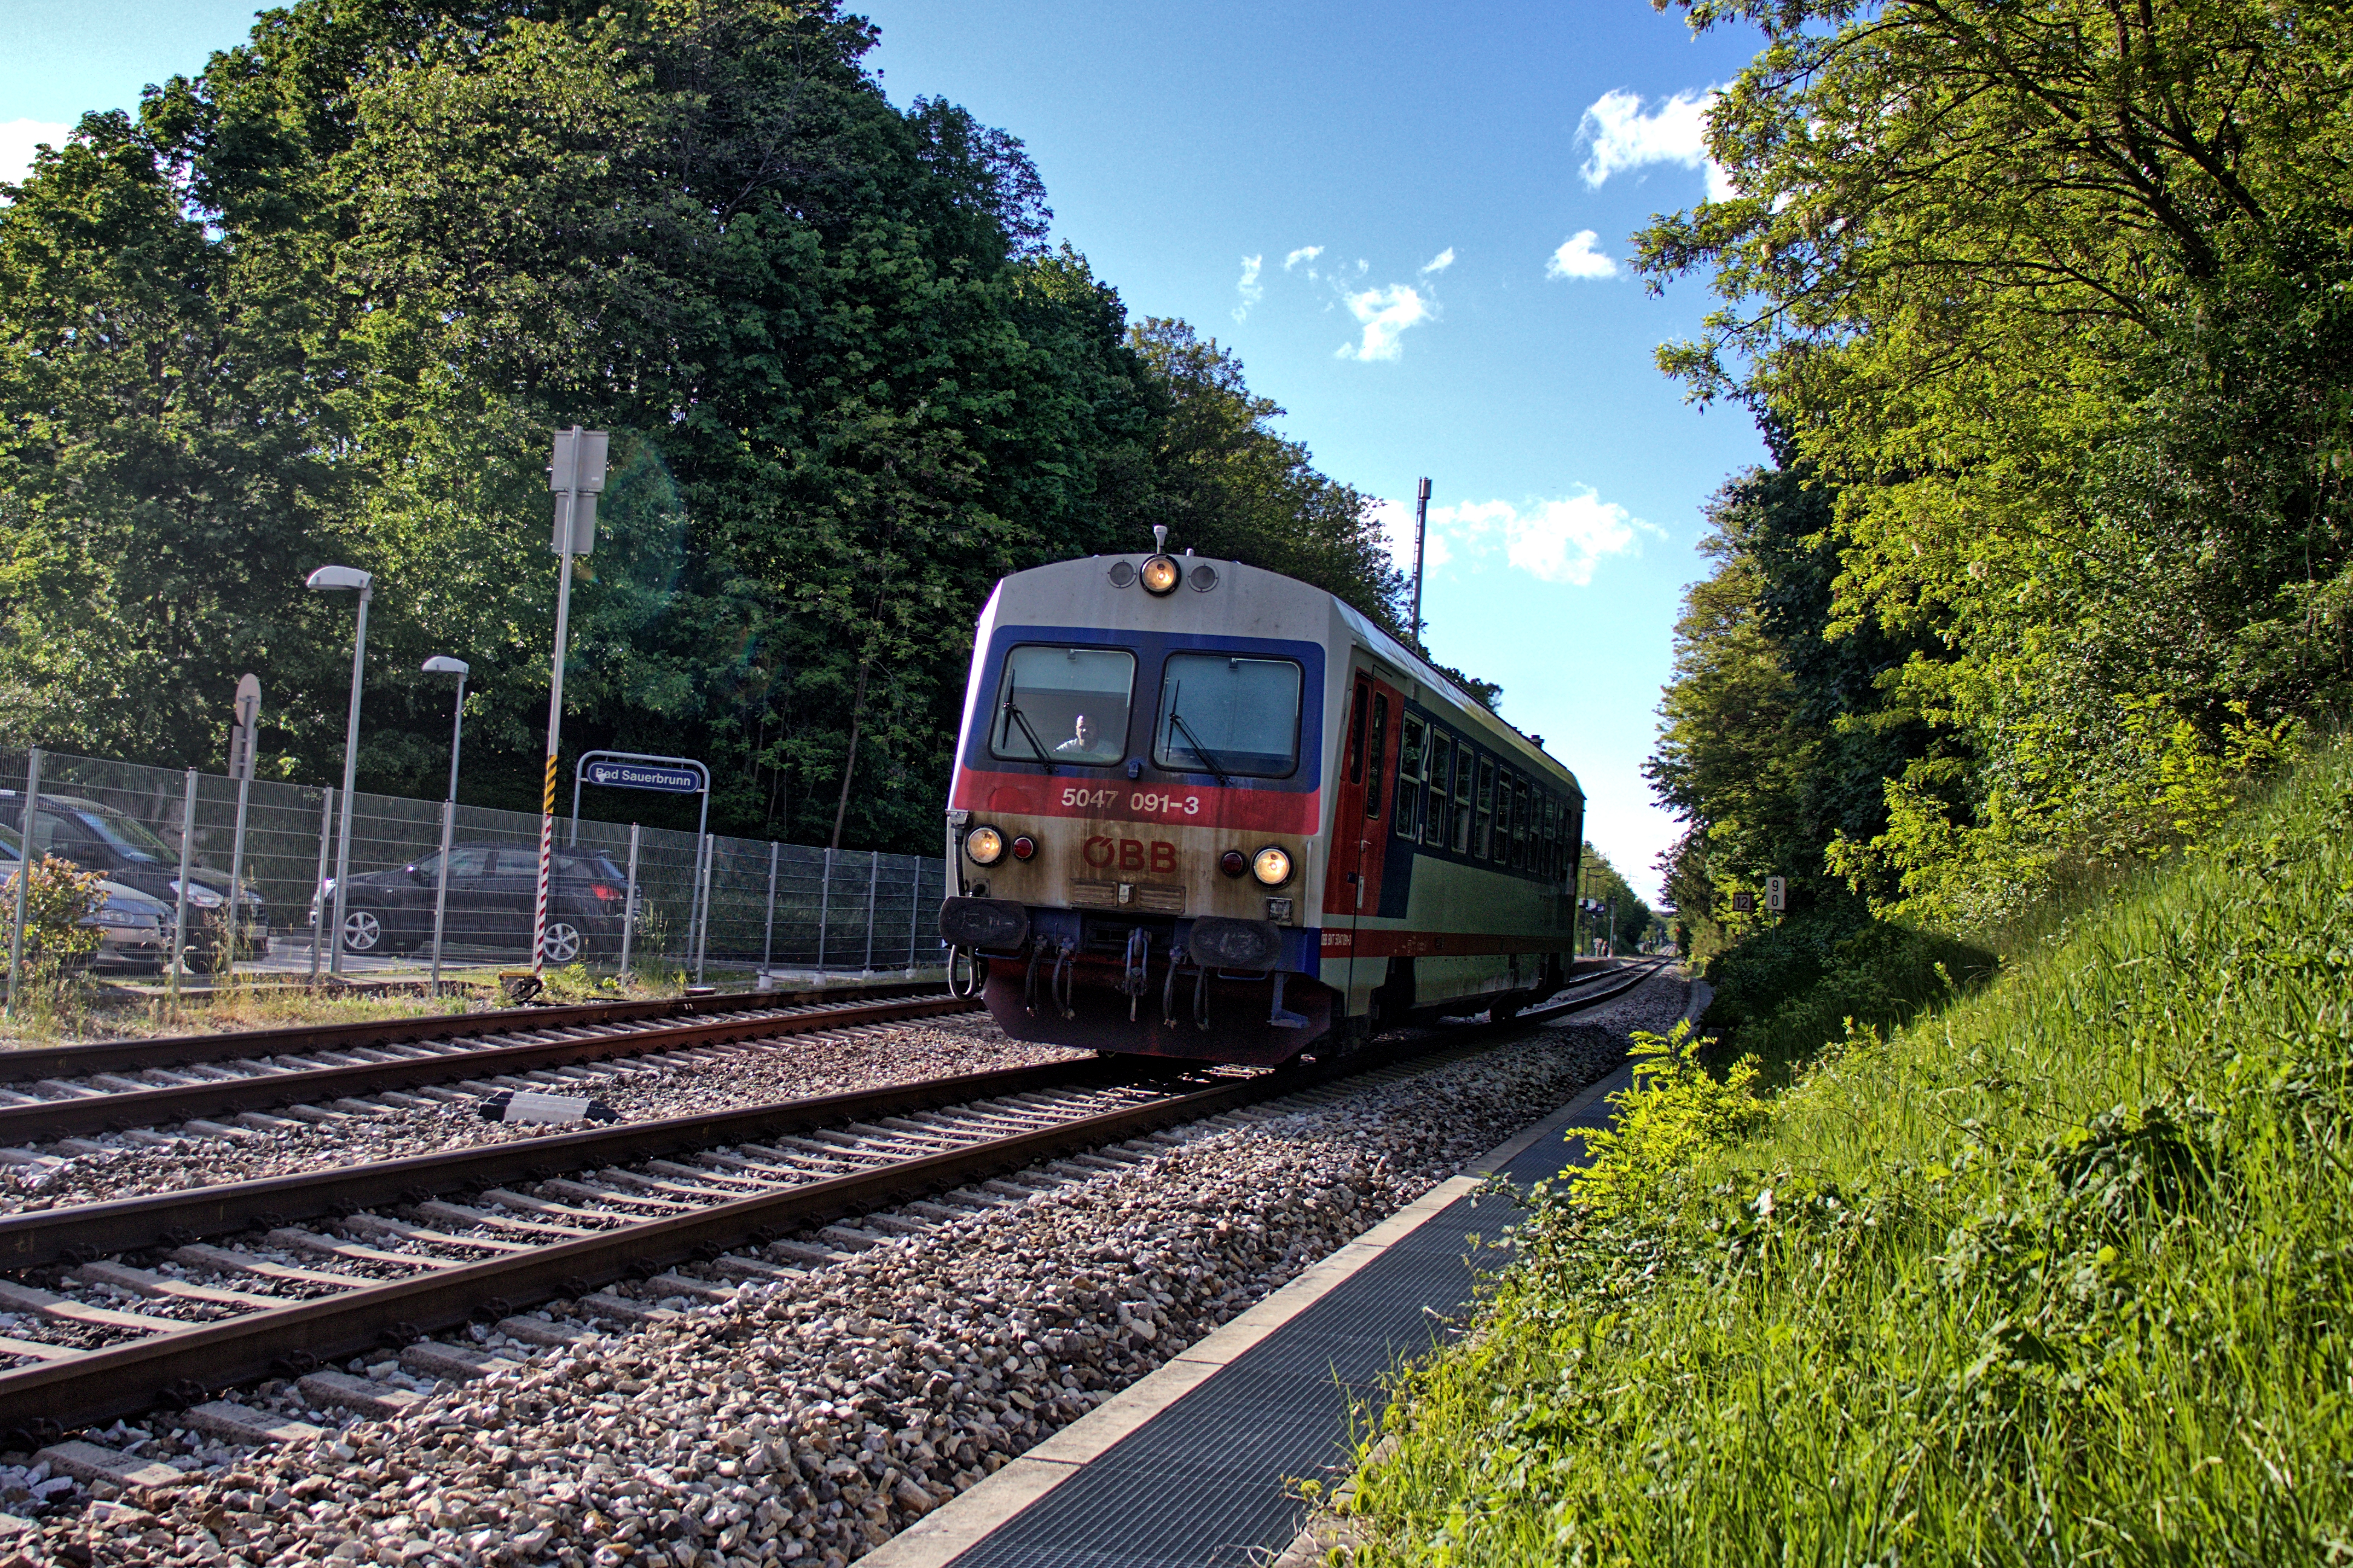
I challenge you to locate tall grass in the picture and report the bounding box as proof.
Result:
[1350,744,2353,1563]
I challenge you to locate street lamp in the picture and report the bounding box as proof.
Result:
[422,656,470,989]
[307,564,373,977]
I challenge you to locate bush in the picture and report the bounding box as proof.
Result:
[4,855,105,1027]
[1703,906,1996,1078]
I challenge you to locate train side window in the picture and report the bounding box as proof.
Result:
[1543,798,1561,880]
[1495,772,1515,865]
[1475,758,1495,860]
[1364,694,1388,819]
[1513,779,1531,871]
[1395,715,1425,839]
[1425,732,1452,848]
[1452,749,1475,854]
[1347,679,1370,786]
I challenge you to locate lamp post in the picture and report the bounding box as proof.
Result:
[422,656,470,989]
[306,564,373,978]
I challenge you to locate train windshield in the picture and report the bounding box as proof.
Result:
[1153,654,1303,779]
[992,645,1134,766]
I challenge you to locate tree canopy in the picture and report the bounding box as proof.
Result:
[1642,0,2351,929]
[0,0,1411,851]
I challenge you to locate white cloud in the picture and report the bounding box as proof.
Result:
[1578,88,1733,202]
[1420,247,1455,275]
[1,120,71,188]
[1431,492,1653,586]
[1283,245,1323,271]
[1545,230,1616,280]
[1232,254,1264,322]
[1335,284,1431,363]
[1371,497,1454,573]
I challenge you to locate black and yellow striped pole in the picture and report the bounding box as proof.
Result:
[534,428,608,972]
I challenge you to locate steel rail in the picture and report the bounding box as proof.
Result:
[0,995,982,1146]
[0,959,1672,1437]
[0,978,946,1086]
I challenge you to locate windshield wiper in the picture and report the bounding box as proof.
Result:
[1000,695,1057,774]
[1167,702,1235,787]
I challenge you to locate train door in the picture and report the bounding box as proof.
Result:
[1327,671,1391,1005]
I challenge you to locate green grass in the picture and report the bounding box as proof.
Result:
[1348,744,2353,1564]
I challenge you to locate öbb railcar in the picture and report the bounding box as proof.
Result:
[936,544,1587,1065]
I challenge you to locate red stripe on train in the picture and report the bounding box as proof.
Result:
[950,769,1320,835]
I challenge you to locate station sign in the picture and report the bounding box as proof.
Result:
[587,760,701,793]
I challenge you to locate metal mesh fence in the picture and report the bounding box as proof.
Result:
[1,748,949,982]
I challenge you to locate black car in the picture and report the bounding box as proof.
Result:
[322,843,629,964]
[0,789,268,964]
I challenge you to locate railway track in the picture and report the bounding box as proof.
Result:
[0,981,978,1150]
[0,960,1667,1442]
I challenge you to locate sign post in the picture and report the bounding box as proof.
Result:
[571,750,708,973]
[532,427,609,972]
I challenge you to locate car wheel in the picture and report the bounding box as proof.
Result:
[340,908,389,955]
[540,920,586,966]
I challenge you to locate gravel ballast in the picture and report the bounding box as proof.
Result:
[1,972,1686,1568]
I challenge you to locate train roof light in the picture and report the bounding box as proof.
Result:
[1141,554,1181,595]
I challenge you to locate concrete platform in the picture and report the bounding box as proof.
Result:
[867,979,1697,1568]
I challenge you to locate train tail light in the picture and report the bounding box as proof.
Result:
[1011,834,1037,862]
[1219,850,1248,878]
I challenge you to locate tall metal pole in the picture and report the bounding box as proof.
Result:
[311,787,334,983]
[226,676,259,971]
[4,747,42,1020]
[427,663,467,991]
[169,768,198,1001]
[534,427,606,972]
[762,841,778,978]
[532,491,577,973]
[693,833,711,983]
[1410,476,1431,647]
[618,822,641,974]
[328,581,372,976]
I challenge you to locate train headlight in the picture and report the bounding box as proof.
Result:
[1251,845,1292,886]
[964,826,1006,866]
[1139,555,1182,596]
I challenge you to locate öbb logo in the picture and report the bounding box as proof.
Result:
[1084,837,1177,874]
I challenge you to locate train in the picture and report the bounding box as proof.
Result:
[936,533,1590,1065]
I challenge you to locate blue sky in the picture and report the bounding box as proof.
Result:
[3,0,1769,903]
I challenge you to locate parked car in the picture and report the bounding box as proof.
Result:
[0,827,173,973]
[0,789,269,964]
[318,843,629,964]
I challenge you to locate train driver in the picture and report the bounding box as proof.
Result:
[1054,713,1119,763]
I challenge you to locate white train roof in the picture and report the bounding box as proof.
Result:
[976,553,1582,798]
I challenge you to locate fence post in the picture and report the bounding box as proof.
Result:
[863,853,878,973]
[169,767,198,1002]
[816,848,833,971]
[907,857,921,973]
[4,747,42,1020]
[693,833,711,983]
[762,841,778,979]
[311,787,335,984]
[619,823,640,975]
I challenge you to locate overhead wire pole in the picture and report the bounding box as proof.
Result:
[1410,477,1431,649]
[532,427,607,973]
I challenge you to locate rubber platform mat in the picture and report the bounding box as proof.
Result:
[945,1063,1633,1568]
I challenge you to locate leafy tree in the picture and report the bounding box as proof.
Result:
[0,2,1424,856]
[1637,0,2353,921]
